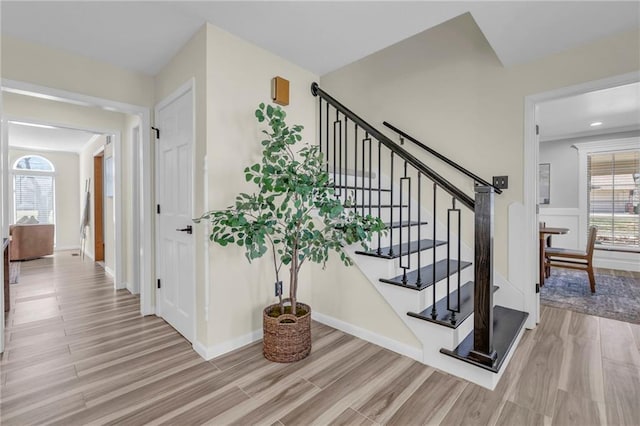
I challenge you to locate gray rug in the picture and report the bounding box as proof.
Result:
[541,268,640,324]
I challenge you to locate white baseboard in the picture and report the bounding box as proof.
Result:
[192,329,263,361]
[54,245,80,252]
[104,266,115,279]
[81,250,95,261]
[594,257,640,272]
[311,311,422,362]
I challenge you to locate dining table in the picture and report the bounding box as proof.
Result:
[539,226,570,286]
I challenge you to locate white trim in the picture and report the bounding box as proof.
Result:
[54,245,81,251]
[311,311,423,362]
[523,71,640,328]
[1,119,8,353]
[82,249,95,261]
[192,329,263,361]
[105,266,115,279]
[131,124,141,295]
[1,79,154,317]
[539,207,581,216]
[594,252,640,272]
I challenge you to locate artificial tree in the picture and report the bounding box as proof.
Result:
[195,103,385,317]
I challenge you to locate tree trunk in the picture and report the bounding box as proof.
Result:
[290,247,298,316]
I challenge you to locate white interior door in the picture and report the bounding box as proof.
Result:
[155,85,195,342]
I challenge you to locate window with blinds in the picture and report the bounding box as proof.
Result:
[587,150,640,249]
[13,155,56,224]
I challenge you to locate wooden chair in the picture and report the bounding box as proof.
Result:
[545,226,598,293]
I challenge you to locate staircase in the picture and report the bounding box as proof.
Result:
[311,82,528,390]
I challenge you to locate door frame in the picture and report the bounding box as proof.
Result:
[522,71,639,327]
[0,79,154,318]
[153,78,196,341]
[93,149,105,262]
[130,124,142,294]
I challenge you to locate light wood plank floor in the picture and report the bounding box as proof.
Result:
[2,253,640,425]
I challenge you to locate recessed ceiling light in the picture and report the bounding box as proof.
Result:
[590,121,603,127]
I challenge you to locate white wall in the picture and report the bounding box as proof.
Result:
[317,14,639,344]
[539,140,579,209]
[8,148,80,250]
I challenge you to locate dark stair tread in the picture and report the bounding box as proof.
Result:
[347,204,409,209]
[379,259,472,291]
[407,282,499,329]
[356,238,447,259]
[385,221,427,229]
[439,305,529,373]
[334,184,392,192]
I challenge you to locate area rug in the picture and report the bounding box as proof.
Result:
[541,268,640,324]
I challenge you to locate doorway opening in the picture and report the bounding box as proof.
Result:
[523,71,640,326]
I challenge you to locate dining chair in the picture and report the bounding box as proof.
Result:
[545,226,598,293]
[539,221,553,278]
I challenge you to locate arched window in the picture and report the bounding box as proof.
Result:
[13,155,56,224]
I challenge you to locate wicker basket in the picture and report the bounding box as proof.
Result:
[263,301,311,363]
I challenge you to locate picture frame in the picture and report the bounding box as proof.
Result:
[539,163,550,205]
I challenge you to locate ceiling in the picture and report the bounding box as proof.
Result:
[1,1,638,76]
[538,82,640,142]
[8,122,99,153]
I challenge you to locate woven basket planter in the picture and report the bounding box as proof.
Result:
[263,302,311,363]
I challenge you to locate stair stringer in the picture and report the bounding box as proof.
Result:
[343,243,525,389]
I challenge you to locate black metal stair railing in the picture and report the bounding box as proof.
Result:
[382,121,502,194]
[312,82,498,368]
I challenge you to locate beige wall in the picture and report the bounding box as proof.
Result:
[154,25,208,340]
[2,35,154,107]
[8,148,80,250]
[318,14,640,345]
[204,24,318,347]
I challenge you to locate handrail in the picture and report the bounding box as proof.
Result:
[383,121,502,195]
[311,83,475,211]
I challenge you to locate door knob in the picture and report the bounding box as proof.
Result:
[176,225,193,234]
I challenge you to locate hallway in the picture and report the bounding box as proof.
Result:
[1,253,640,425]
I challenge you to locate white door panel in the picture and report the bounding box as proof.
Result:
[155,87,194,342]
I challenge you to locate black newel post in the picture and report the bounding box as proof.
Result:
[469,186,497,366]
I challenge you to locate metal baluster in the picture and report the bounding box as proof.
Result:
[406,162,411,278]
[456,198,461,322]
[325,101,329,176]
[399,162,410,285]
[416,172,422,286]
[338,110,342,197]
[368,138,373,217]
[361,134,368,217]
[388,152,395,257]
[377,141,382,255]
[344,116,348,204]
[431,183,437,319]
[400,170,405,283]
[333,110,338,195]
[354,124,358,214]
[447,197,461,324]
[319,97,322,156]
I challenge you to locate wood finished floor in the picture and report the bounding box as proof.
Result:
[2,253,640,425]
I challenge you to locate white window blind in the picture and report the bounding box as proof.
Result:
[587,150,640,249]
[13,155,56,224]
